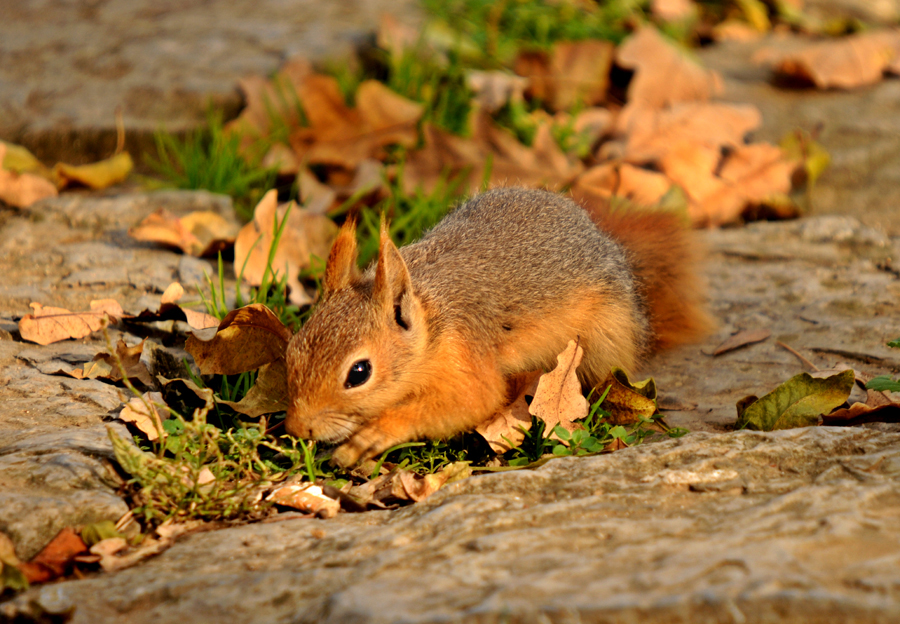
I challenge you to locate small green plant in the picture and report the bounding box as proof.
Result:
[148,110,277,220]
[866,337,900,392]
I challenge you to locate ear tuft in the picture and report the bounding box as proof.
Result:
[324,218,361,294]
[373,217,413,314]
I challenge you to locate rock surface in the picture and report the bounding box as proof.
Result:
[4,427,900,623]
[0,0,423,165]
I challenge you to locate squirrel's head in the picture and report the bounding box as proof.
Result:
[285,218,428,445]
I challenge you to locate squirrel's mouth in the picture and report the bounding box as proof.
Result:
[284,406,359,443]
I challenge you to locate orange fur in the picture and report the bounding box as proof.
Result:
[587,207,714,351]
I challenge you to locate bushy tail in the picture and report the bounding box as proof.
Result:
[586,204,714,352]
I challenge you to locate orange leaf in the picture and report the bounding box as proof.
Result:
[0,143,57,208]
[477,371,542,453]
[529,340,589,435]
[128,208,239,257]
[18,528,87,584]
[19,302,115,345]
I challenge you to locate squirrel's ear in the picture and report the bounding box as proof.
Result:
[373,219,413,314]
[323,218,361,294]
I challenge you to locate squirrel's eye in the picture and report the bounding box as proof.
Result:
[344,360,372,388]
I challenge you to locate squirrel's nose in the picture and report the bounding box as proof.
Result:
[284,402,312,439]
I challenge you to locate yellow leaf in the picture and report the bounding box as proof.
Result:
[53,152,134,190]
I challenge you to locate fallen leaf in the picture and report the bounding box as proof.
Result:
[821,388,900,426]
[133,282,219,330]
[53,152,134,190]
[217,359,290,417]
[233,190,338,306]
[0,531,27,593]
[17,528,88,584]
[117,392,168,441]
[652,0,697,22]
[756,30,900,89]
[616,26,723,129]
[477,370,542,453]
[297,168,338,215]
[596,367,659,425]
[736,369,855,431]
[0,143,58,208]
[268,482,340,518]
[572,163,673,208]
[467,70,529,113]
[89,538,129,572]
[18,301,116,345]
[516,40,615,111]
[83,338,155,388]
[185,303,292,376]
[0,140,51,176]
[80,521,124,547]
[290,77,424,169]
[129,208,240,257]
[712,328,772,355]
[529,340,589,435]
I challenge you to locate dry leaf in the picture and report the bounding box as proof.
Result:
[268,483,340,518]
[477,370,542,453]
[756,30,900,89]
[129,208,240,257]
[17,528,88,584]
[18,302,116,345]
[712,328,772,355]
[516,40,614,111]
[233,190,338,306]
[83,338,155,388]
[821,389,900,426]
[298,168,338,215]
[467,70,529,113]
[596,367,659,426]
[289,77,423,169]
[652,0,697,22]
[0,143,58,208]
[89,538,129,572]
[217,359,289,417]
[572,163,673,208]
[616,27,723,128]
[53,152,134,190]
[529,340,589,435]
[185,303,292,376]
[118,392,168,441]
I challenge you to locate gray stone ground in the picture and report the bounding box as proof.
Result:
[2,1,900,622]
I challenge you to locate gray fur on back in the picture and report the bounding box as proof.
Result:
[398,188,649,348]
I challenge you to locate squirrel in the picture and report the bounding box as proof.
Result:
[284,187,711,466]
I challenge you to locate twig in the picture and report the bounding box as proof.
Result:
[776,341,819,372]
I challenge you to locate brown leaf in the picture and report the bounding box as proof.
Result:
[572,163,672,208]
[185,303,292,376]
[596,368,658,426]
[0,143,58,208]
[651,0,697,22]
[17,528,88,584]
[616,27,723,125]
[268,482,340,518]
[118,391,168,441]
[529,340,589,435]
[516,40,614,112]
[217,359,289,417]
[18,302,116,345]
[756,30,900,89]
[477,370,542,453]
[712,328,772,356]
[89,538,129,572]
[290,77,423,169]
[467,70,529,113]
[83,338,155,388]
[233,190,338,306]
[53,152,133,190]
[821,389,900,426]
[129,208,240,257]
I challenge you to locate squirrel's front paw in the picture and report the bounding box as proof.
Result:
[331,442,365,468]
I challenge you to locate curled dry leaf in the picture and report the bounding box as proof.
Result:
[572,163,673,208]
[290,77,424,169]
[616,26,723,128]
[712,328,772,356]
[268,483,340,518]
[467,70,529,113]
[118,391,168,441]
[185,303,292,376]
[821,388,900,426]
[477,370,542,453]
[596,367,659,426]
[529,340,589,435]
[0,142,58,208]
[52,152,134,190]
[83,338,155,388]
[18,300,122,346]
[217,359,289,417]
[129,208,240,257]
[233,190,338,306]
[755,30,900,89]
